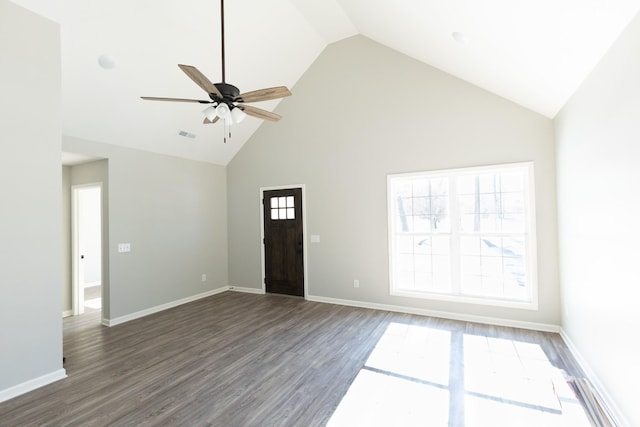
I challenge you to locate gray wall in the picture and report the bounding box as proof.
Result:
[228,35,560,326]
[63,137,228,320]
[555,10,640,427]
[0,0,64,391]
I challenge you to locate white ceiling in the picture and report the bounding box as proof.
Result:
[11,0,640,165]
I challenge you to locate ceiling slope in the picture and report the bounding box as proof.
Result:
[9,0,640,165]
[334,0,640,118]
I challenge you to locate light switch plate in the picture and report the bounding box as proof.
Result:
[311,235,320,243]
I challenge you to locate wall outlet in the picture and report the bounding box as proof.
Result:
[118,243,131,253]
[201,274,207,282]
[353,279,360,288]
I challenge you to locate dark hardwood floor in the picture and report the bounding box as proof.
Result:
[0,292,591,426]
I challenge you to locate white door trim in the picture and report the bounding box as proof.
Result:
[259,184,308,298]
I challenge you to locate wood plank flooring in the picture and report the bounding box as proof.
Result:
[0,292,590,426]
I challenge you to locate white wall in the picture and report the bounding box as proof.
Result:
[63,137,228,321]
[0,0,65,396]
[555,11,640,427]
[228,35,560,327]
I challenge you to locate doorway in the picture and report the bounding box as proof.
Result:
[72,184,102,316]
[262,187,306,297]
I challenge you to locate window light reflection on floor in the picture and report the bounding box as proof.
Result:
[327,322,591,427]
[84,298,102,310]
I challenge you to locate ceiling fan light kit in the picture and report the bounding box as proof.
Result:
[230,106,246,123]
[203,102,246,124]
[215,103,231,120]
[203,105,217,122]
[141,0,291,141]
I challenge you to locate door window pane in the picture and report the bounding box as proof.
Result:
[270,195,296,220]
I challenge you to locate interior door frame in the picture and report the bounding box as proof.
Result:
[71,182,103,316]
[260,184,308,298]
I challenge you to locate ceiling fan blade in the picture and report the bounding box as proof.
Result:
[235,86,291,103]
[240,105,282,122]
[178,64,222,97]
[141,96,211,103]
[203,116,220,124]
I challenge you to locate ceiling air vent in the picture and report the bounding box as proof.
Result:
[178,130,197,139]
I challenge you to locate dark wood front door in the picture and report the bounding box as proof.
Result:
[263,188,304,296]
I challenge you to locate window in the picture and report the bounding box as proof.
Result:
[387,162,537,308]
[270,196,295,220]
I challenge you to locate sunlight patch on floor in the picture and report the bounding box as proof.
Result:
[365,322,451,386]
[327,322,593,426]
[327,369,450,427]
[84,298,101,309]
[463,335,590,427]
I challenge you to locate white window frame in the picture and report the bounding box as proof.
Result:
[387,162,538,310]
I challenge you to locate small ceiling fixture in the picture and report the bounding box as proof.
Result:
[451,32,468,45]
[98,54,118,70]
[141,0,291,141]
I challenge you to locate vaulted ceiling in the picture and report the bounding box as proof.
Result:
[11,0,640,165]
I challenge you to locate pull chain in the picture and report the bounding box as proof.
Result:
[223,118,232,143]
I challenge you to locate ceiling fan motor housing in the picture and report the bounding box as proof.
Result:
[213,82,241,103]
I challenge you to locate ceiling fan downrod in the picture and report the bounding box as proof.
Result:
[220,0,226,84]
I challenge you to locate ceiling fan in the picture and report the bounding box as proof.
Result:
[141,0,291,129]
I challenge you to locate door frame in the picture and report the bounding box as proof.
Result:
[71,182,103,316]
[260,184,308,297]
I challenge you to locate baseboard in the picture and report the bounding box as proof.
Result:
[560,328,630,427]
[228,286,265,295]
[103,287,229,327]
[62,310,73,318]
[0,369,66,404]
[306,294,560,333]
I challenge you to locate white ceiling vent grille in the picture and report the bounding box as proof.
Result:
[178,130,197,139]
